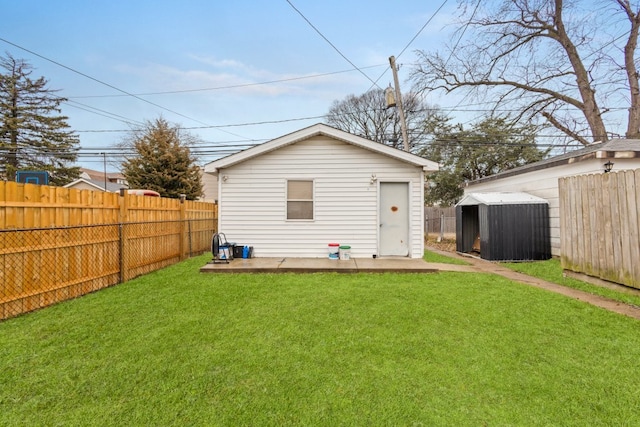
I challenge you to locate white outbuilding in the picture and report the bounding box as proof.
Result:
[463,138,640,256]
[204,123,439,258]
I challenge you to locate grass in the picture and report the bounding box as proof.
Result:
[423,249,470,265]
[2,254,640,426]
[503,258,640,308]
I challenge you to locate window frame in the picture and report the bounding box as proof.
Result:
[286,179,314,221]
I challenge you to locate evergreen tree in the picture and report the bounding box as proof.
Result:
[122,117,203,200]
[0,53,80,185]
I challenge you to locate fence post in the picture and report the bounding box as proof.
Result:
[188,220,192,257]
[425,213,429,236]
[179,194,186,260]
[438,211,445,242]
[118,189,129,283]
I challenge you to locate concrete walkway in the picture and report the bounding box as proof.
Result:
[425,247,640,321]
[199,249,640,321]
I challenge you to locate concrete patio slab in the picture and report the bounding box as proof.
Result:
[199,257,475,274]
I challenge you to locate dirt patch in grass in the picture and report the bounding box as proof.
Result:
[425,236,456,252]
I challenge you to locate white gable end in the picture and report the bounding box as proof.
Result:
[216,134,427,258]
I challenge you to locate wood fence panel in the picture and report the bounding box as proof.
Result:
[559,178,569,265]
[617,171,632,285]
[634,172,640,287]
[573,175,583,268]
[424,206,456,236]
[594,175,607,276]
[607,173,623,282]
[1,181,217,320]
[560,170,640,289]
[589,175,601,275]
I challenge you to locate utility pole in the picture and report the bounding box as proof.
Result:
[100,152,107,191]
[389,55,410,152]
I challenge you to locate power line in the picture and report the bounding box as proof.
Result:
[72,99,631,134]
[63,100,144,126]
[367,0,449,92]
[0,37,249,140]
[75,114,327,133]
[66,65,386,99]
[285,0,380,88]
[397,0,449,60]
[0,38,204,124]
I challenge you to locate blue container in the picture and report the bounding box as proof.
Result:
[242,245,253,259]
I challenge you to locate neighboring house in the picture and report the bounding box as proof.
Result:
[64,168,129,192]
[79,168,128,186]
[198,167,218,203]
[64,178,125,193]
[204,123,439,258]
[463,138,640,256]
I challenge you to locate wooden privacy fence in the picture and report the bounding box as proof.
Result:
[559,169,640,289]
[0,181,217,320]
[425,206,456,238]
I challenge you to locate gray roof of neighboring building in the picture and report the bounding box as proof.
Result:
[457,192,548,206]
[65,178,127,192]
[467,138,640,185]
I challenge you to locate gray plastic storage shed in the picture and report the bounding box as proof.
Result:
[456,192,551,261]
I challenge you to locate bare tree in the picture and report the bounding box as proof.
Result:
[411,0,640,145]
[325,88,438,152]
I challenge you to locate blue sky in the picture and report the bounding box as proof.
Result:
[2,0,461,170]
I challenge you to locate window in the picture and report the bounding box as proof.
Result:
[287,180,313,220]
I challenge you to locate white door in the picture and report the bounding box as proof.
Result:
[379,182,409,256]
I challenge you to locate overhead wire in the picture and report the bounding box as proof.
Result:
[66,65,386,99]
[3,3,627,163]
[366,0,449,92]
[63,100,145,126]
[284,0,380,88]
[0,36,249,140]
[428,0,482,116]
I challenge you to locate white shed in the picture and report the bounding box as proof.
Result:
[463,138,640,256]
[204,123,439,258]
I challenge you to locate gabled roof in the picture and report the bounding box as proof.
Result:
[204,123,439,173]
[80,168,126,183]
[64,178,125,193]
[457,192,548,206]
[467,138,640,185]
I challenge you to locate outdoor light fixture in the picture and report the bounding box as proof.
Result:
[604,161,614,173]
[370,174,377,184]
[222,175,228,182]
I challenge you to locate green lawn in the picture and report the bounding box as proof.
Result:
[1,254,640,426]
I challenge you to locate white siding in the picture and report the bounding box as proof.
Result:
[199,169,218,203]
[464,158,640,256]
[218,136,425,258]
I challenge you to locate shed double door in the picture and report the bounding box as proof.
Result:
[379,182,409,256]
